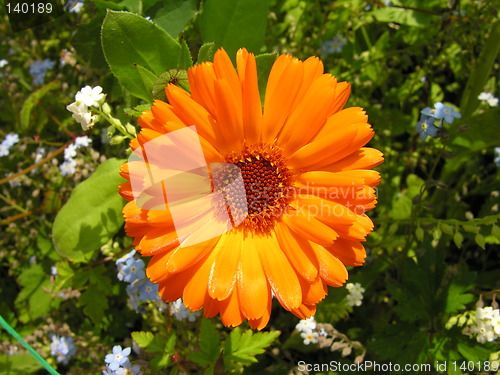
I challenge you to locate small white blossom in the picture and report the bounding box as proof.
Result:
[295,317,316,333]
[346,283,365,307]
[64,144,78,160]
[75,85,104,107]
[34,147,45,163]
[0,59,8,68]
[74,135,92,148]
[301,331,319,345]
[66,101,97,131]
[60,159,77,176]
[478,92,499,107]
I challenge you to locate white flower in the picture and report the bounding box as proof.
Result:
[69,1,84,13]
[0,143,9,157]
[64,144,78,160]
[478,92,499,107]
[75,85,104,107]
[60,159,77,176]
[0,59,8,68]
[301,331,319,345]
[67,101,97,131]
[3,133,19,148]
[34,147,45,163]
[74,135,92,148]
[478,92,493,101]
[346,283,365,307]
[295,317,316,333]
[487,97,499,107]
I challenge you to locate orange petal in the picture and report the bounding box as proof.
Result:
[182,250,217,311]
[237,235,270,320]
[291,303,317,320]
[136,227,180,256]
[323,147,384,172]
[213,78,244,149]
[278,74,337,156]
[248,295,272,330]
[166,228,221,273]
[188,62,217,117]
[281,210,339,247]
[274,222,319,282]
[327,238,366,266]
[237,49,262,144]
[300,276,328,306]
[310,242,348,287]
[147,247,177,283]
[165,84,218,146]
[297,170,381,188]
[262,57,304,143]
[219,289,244,327]
[257,234,302,311]
[208,230,243,300]
[213,48,242,103]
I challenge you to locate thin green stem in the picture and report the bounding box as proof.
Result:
[0,315,61,375]
[93,107,133,139]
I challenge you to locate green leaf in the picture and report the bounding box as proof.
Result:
[120,0,142,13]
[151,0,197,37]
[415,226,424,241]
[475,233,485,249]
[20,81,59,132]
[52,158,126,260]
[457,340,491,362]
[492,225,500,240]
[178,39,193,69]
[255,53,277,105]
[444,263,476,314]
[101,11,181,101]
[371,7,433,27]
[460,21,500,118]
[15,264,52,321]
[188,318,221,366]
[124,104,152,118]
[132,331,155,348]
[198,0,270,58]
[197,42,217,63]
[441,223,454,235]
[80,283,109,325]
[134,64,158,101]
[223,328,280,364]
[0,354,44,374]
[451,108,500,154]
[453,231,464,248]
[71,18,108,69]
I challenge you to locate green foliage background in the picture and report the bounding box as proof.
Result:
[0,0,499,374]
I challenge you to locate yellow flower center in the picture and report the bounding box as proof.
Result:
[213,144,294,234]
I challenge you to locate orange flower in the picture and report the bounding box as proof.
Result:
[118,48,383,329]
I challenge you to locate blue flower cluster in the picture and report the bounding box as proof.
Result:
[103,345,140,375]
[116,250,164,313]
[494,147,500,167]
[50,335,76,365]
[0,133,19,157]
[416,102,462,141]
[29,59,55,85]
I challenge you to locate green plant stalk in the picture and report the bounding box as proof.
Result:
[93,107,133,139]
[460,21,500,118]
[0,315,61,375]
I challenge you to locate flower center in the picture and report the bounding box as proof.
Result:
[213,144,294,234]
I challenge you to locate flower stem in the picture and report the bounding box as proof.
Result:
[0,315,61,375]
